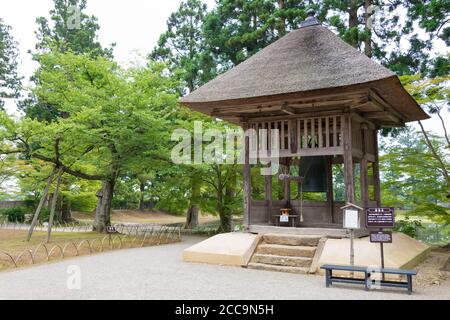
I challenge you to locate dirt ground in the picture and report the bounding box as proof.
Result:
[414,246,450,287]
[73,209,217,225]
[0,229,178,271]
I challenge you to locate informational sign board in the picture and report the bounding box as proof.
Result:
[106,226,117,234]
[343,209,360,229]
[366,208,395,228]
[280,215,289,223]
[370,231,393,243]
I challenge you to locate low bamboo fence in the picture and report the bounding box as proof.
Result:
[0,225,182,271]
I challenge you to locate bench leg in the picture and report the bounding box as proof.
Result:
[365,272,370,291]
[326,270,332,288]
[407,275,413,295]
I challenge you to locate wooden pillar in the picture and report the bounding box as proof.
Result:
[326,156,334,223]
[265,174,273,225]
[290,119,298,154]
[360,124,369,209]
[373,129,381,206]
[360,124,369,228]
[343,115,355,204]
[243,123,251,227]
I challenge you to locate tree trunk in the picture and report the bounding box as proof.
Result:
[94,180,115,233]
[217,187,232,233]
[219,167,236,233]
[348,0,359,48]
[364,0,373,58]
[218,209,232,233]
[186,172,201,229]
[277,0,286,37]
[27,169,57,241]
[418,121,450,194]
[61,201,72,223]
[139,180,146,212]
[186,204,199,229]
[436,110,450,148]
[47,171,63,243]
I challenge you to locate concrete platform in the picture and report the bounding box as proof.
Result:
[316,232,431,275]
[183,232,261,266]
[249,225,369,238]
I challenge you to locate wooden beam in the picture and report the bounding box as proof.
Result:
[211,91,367,116]
[369,89,406,122]
[351,100,384,112]
[343,114,355,203]
[363,111,401,123]
[248,109,345,123]
[351,113,376,130]
[281,105,297,115]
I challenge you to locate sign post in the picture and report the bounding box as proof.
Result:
[106,226,118,247]
[341,203,363,275]
[366,207,395,280]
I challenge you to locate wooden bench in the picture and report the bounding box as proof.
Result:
[320,264,418,295]
[273,215,299,227]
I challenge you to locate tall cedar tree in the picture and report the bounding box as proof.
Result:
[19,0,114,120]
[0,19,21,110]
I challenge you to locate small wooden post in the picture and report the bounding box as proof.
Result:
[341,202,363,277]
[265,174,273,225]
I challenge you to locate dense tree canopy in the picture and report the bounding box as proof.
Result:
[1,51,179,231]
[34,0,114,57]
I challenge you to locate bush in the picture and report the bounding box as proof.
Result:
[394,218,423,238]
[0,206,30,223]
[39,207,51,223]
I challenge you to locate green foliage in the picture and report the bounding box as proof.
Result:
[380,127,450,224]
[0,19,21,109]
[20,0,114,120]
[34,0,114,58]
[394,217,424,239]
[151,0,216,94]
[0,206,29,223]
[203,0,308,67]
[405,0,450,45]
[65,192,97,212]
[0,50,181,229]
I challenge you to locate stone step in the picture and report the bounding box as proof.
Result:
[263,234,321,247]
[257,244,316,258]
[247,262,310,275]
[252,254,312,268]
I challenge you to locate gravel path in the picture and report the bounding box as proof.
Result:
[0,236,449,300]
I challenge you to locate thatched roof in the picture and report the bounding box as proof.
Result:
[181,19,428,124]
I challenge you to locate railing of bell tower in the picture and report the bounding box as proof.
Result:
[249,115,344,158]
